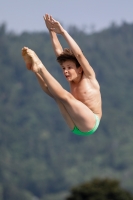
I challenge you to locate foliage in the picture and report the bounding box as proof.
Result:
[0,22,133,200]
[66,178,133,200]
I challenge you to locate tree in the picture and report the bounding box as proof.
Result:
[66,178,133,200]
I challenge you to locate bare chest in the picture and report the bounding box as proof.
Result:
[70,78,96,101]
[70,77,102,117]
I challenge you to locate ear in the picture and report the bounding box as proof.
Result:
[78,66,83,74]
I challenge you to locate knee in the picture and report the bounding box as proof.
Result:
[59,92,73,102]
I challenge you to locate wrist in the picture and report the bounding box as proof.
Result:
[61,29,66,35]
[49,29,55,33]
[49,30,56,36]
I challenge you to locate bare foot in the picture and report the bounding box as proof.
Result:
[22,47,43,73]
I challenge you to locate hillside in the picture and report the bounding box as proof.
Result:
[0,22,133,200]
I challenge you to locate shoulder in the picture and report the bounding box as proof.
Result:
[82,73,100,89]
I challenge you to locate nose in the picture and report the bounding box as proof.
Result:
[64,69,68,74]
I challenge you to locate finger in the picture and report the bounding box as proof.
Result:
[51,17,57,23]
[47,14,51,20]
[50,15,53,21]
[45,14,49,20]
[43,14,48,21]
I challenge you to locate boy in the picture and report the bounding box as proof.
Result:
[22,14,102,136]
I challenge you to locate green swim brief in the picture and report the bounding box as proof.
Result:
[72,114,100,136]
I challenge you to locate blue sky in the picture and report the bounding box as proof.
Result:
[0,0,133,34]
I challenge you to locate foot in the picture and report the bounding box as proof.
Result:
[22,47,43,73]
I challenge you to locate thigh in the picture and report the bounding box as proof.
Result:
[55,99,75,130]
[61,93,96,132]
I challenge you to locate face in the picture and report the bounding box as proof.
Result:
[61,60,82,82]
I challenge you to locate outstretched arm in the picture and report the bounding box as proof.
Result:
[46,15,95,78]
[44,14,63,57]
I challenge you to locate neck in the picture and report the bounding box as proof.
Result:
[71,74,82,84]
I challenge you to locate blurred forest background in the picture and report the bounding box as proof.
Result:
[0,21,133,200]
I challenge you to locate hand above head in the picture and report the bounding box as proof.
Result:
[44,14,53,31]
[43,14,65,34]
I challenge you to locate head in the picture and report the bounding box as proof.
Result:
[57,48,83,82]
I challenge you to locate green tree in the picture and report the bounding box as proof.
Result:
[66,178,133,200]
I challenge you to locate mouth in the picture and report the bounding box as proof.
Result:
[65,75,70,78]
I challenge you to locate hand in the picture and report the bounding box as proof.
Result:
[43,14,53,31]
[44,14,64,34]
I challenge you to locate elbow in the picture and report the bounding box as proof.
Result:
[75,51,83,59]
[75,50,82,57]
[55,49,63,57]
[76,48,84,57]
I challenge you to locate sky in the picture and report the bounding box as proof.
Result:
[0,0,133,34]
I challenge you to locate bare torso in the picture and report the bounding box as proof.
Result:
[70,74,102,119]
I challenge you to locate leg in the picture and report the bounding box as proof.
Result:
[22,47,96,132]
[36,72,75,129]
[35,73,53,98]
[55,99,75,130]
